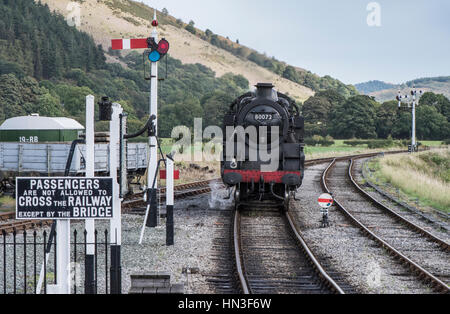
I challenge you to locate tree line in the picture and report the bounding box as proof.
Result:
[302,90,450,140]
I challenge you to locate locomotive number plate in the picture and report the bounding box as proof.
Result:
[254,113,273,122]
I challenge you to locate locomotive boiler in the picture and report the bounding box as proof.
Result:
[221,83,305,211]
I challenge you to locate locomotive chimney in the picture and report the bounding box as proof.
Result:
[255,83,278,101]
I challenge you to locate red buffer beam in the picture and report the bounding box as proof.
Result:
[111,38,148,50]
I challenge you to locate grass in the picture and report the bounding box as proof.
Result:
[367,148,450,213]
[303,140,405,160]
[0,196,15,212]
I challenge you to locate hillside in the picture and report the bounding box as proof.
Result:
[38,0,356,101]
[355,80,396,94]
[0,0,251,138]
[356,77,450,102]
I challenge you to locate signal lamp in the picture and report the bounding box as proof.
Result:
[157,39,170,54]
[149,50,161,62]
[146,38,170,63]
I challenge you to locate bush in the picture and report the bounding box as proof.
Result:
[344,140,368,147]
[305,135,335,147]
[444,139,450,145]
[343,138,409,149]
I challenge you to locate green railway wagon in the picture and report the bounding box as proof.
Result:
[0,115,84,143]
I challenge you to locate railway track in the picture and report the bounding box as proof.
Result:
[122,179,218,211]
[0,179,219,234]
[322,158,450,293]
[233,208,347,294]
[0,219,52,235]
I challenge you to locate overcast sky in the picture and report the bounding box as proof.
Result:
[140,0,450,85]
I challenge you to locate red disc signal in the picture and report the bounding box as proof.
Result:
[157,39,170,54]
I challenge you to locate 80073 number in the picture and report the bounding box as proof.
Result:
[254,114,273,121]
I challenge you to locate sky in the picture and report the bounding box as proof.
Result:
[140,0,450,85]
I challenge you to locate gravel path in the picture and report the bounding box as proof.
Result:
[290,162,434,294]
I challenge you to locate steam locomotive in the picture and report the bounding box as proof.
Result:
[221,83,305,211]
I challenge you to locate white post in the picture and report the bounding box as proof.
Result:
[166,156,174,246]
[110,103,123,294]
[85,95,95,293]
[110,103,122,245]
[147,9,159,228]
[56,220,71,294]
[412,94,416,149]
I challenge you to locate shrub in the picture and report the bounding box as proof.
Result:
[305,135,335,147]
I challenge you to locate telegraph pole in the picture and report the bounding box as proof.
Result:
[397,86,423,153]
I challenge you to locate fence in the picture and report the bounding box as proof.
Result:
[1,228,116,294]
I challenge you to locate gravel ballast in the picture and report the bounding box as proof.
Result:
[291,163,434,294]
[0,182,232,294]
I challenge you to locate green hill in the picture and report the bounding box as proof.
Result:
[355,80,397,94]
[356,77,450,102]
[0,0,248,137]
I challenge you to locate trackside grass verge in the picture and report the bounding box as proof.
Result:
[367,148,450,213]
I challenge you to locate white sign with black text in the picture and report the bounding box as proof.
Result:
[16,177,114,220]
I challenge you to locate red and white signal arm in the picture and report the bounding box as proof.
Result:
[160,169,180,180]
[318,193,334,209]
[111,38,149,50]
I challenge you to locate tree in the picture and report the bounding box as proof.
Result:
[416,106,450,140]
[159,97,203,137]
[392,111,412,139]
[162,8,169,16]
[376,100,398,139]
[302,96,332,137]
[419,92,450,122]
[329,95,377,139]
[205,29,213,37]
[315,90,345,108]
[54,84,93,116]
[185,20,196,35]
[201,92,234,127]
[36,89,65,116]
[281,66,296,81]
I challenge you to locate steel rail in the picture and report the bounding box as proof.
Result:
[322,158,450,293]
[285,210,345,294]
[232,208,346,294]
[349,159,449,251]
[232,210,250,294]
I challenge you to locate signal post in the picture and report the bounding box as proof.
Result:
[111,10,170,230]
[397,87,423,153]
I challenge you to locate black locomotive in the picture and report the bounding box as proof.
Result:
[221,83,305,211]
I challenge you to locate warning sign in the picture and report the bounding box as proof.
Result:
[16,177,113,220]
[318,193,334,209]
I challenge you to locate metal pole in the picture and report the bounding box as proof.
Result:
[147,10,159,228]
[166,155,174,246]
[85,95,96,294]
[110,103,123,294]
